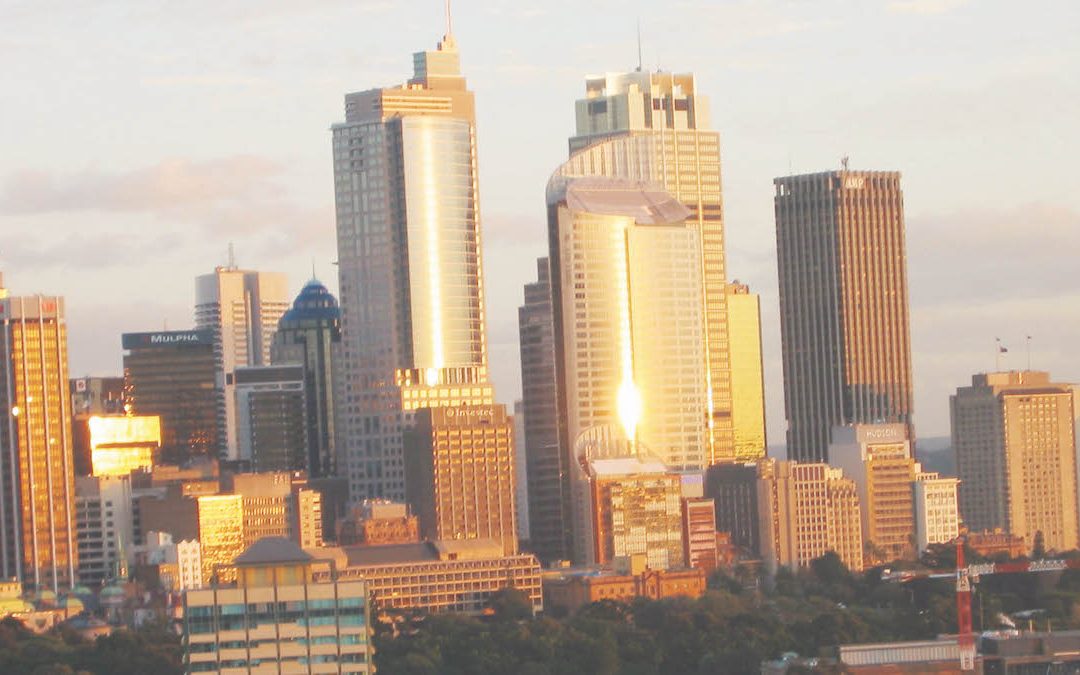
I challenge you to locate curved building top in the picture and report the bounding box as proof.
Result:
[280,278,340,325]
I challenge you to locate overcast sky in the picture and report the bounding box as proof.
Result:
[2,0,1077,445]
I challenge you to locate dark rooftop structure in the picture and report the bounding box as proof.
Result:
[234,537,314,566]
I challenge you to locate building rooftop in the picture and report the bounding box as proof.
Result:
[279,278,340,325]
[589,457,670,477]
[235,537,313,566]
[555,177,690,225]
[308,538,507,568]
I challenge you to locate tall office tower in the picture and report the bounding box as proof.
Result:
[726,283,767,461]
[270,278,343,477]
[122,330,220,463]
[704,462,762,557]
[233,365,307,472]
[557,70,734,463]
[952,371,1079,553]
[0,282,78,592]
[774,170,913,462]
[195,267,289,461]
[547,178,706,469]
[759,459,864,574]
[914,470,960,553]
[74,475,134,585]
[404,405,518,556]
[546,177,706,562]
[830,424,917,563]
[517,258,568,563]
[331,28,495,503]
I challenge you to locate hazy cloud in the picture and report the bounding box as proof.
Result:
[888,0,969,15]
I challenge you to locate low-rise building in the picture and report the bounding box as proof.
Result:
[183,538,371,674]
[967,529,1026,560]
[308,539,542,616]
[336,500,420,546]
[542,555,706,615]
[914,471,961,553]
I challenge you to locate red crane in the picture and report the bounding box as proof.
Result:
[882,539,1080,671]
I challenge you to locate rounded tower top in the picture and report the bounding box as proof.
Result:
[279,278,340,325]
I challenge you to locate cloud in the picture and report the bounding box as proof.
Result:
[0,231,186,271]
[907,202,1080,307]
[0,156,331,251]
[888,0,969,14]
[0,156,280,216]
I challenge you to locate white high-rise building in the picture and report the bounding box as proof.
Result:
[74,475,134,585]
[195,266,289,460]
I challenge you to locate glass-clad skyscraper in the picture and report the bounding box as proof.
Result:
[332,31,495,501]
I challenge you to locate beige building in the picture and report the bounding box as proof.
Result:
[913,471,960,553]
[559,70,737,465]
[830,424,917,563]
[774,170,913,462]
[309,539,542,616]
[758,459,863,573]
[404,405,518,556]
[184,538,371,674]
[726,282,767,461]
[0,281,78,592]
[952,371,1079,553]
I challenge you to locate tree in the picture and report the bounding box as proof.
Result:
[1034,531,1047,559]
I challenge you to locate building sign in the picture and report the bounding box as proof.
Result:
[843,176,865,190]
[122,330,213,349]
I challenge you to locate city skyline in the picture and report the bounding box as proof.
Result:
[2,1,1078,445]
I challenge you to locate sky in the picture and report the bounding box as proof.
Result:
[1,0,1078,446]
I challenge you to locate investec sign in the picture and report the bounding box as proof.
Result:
[122,330,213,349]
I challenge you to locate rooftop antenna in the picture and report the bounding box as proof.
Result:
[841,155,850,171]
[311,258,317,281]
[227,242,236,270]
[445,0,453,36]
[1026,335,1032,371]
[636,19,643,72]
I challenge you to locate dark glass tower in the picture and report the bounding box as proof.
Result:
[271,279,343,478]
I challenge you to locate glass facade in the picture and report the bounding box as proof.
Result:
[0,295,77,591]
[401,116,485,372]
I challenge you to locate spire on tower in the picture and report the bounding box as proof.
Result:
[445,0,453,38]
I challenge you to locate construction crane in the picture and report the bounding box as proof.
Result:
[881,540,1080,671]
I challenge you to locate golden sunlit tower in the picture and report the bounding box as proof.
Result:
[545,177,707,562]
[774,169,914,462]
[332,14,494,502]
[0,275,78,592]
[558,70,736,464]
[726,283,766,460]
[952,371,1079,554]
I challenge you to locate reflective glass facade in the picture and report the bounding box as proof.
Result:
[0,294,77,591]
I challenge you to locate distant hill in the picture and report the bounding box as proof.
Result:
[917,436,955,476]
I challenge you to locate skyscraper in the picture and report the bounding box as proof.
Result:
[774,170,913,462]
[726,282,767,461]
[556,70,735,463]
[332,28,493,501]
[195,266,289,461]
[517,258,569,563]
[547,177,707,469]
[122,329,220,463]
[545,177,706,563]
[0,277,78,591]
[952,371,1079,553]
[270,278,343,477]
[404,405,518,556]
